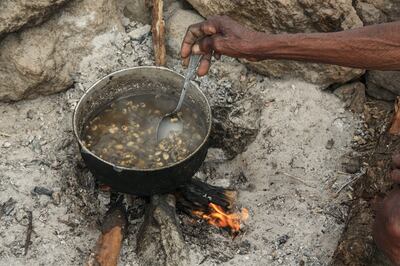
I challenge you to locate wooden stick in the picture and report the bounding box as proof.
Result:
[151,0,166,66]
[86,199,127,266]
[281,172,316,188]
[389,96,400,135]
[24,211,33,256]
[0,131,11,137]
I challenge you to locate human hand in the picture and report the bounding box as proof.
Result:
[181,15,262,76]
[373,154,400,265]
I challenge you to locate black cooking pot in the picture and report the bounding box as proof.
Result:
[73,66,212,196]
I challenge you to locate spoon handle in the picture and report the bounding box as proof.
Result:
[173,54,202,113]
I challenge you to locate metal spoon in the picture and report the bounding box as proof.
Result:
[156,54,202,141]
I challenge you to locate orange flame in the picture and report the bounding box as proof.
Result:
[193,203,249,234]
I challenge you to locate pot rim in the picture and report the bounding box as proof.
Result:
[72,66,212,172]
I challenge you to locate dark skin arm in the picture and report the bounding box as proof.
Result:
[181,16,400,76]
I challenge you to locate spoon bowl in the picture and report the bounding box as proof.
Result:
[156,54,201,141]
[156,113,184,140]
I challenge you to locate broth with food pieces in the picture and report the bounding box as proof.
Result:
[82,93,206,169]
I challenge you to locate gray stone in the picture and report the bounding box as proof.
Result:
[166,9,204,57]
[354,0,400,25]
[186,0,365,86]
[122,0,151,25]
[366,71,400,101]
[246,60,364,86]
[127,24,151,40]
[333,82,366,113]
[0,0,70,39]
[205,60,261,158]
[353,0,400,101]
[0,0,125,101]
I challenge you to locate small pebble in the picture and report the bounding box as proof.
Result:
[52,192,61,205]
[26,109,34,119]
[3,142,11,148]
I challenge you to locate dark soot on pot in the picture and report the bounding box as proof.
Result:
[82,93,206,169]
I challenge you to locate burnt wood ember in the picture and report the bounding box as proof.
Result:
[86,196,128,266]
[137,194,189,266]
[176,178,237,214]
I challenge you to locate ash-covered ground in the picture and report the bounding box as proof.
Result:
[0,20,360,266]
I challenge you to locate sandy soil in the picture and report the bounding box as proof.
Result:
[0,20,360,266]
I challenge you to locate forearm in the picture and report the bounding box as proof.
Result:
[251,21,400,70]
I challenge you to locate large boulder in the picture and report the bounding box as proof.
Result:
[354,0,400,25]
[0,0,71,39]
[121,0,151,25]
[366,71,400,101]
[0,0,126,101]
[354,0,400,101]
[186,0,365,85]
[166,9,204,57]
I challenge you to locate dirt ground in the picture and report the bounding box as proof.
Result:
[0,19,366,266]
[0,76,361,266]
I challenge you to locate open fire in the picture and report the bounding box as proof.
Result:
[192,203,249,234]
[88,180,248,265]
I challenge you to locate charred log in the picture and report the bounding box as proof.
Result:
[137,194,189,266]
[176,178,236,214]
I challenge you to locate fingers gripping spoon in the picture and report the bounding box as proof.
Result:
[156,54,202,141]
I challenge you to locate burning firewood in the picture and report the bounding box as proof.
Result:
[389,97,400,135]
[192,203,249,235]
[151,0,166,66]
[176,179,248,235]
[176,178,237,213]
[89,180,247,265]
[86,196,127,266]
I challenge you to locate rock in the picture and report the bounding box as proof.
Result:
[2,142,11,148]
[186,0,364,85]
[246,60,364,86]
[52,191,61,205]
[342,157,361,174]
[0,0,70,39]
[166,9,204,57]
[121,0,151,25]
[26,109,34,119]
[366,71,400,101]
[276,235,289,247]
[206,61,261,158]
[238,240,251,255]
[127,24,151,40]
[333,82,366,113]
[354,0,400,25]
[354,1,400,102]
[0,0,125,101]
[326,139,335,150]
